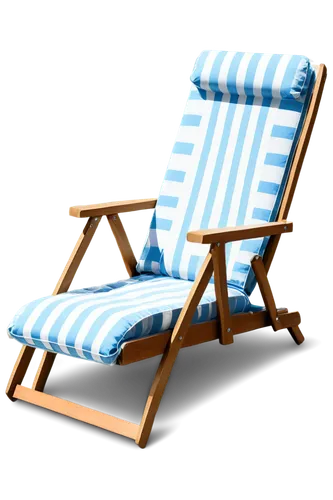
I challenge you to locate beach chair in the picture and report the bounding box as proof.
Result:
[6,51,326,448]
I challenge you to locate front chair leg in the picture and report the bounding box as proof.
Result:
[6,346,36,401]
[136,252,214,448]
[6,216,102,400]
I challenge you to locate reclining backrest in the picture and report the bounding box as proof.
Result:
[137,51,316,294]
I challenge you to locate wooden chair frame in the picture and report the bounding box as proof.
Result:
[6,65,327,448]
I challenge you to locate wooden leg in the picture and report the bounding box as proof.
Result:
[288,325,305,345]
[7,217,101,401]
[136,253,214,448]
[32,351,57,392]
[252,255,304,343]
[6,346,35,401]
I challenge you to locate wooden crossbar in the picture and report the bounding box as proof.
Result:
[118,308,301,365]
[14,385,139,440]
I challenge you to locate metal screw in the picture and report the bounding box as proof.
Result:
[112,215,117,220]
[284,225,287,231]
[255,255,260,260]
[276,317,279,321]
[217,242,220,247]
[94,217,98,221]
[227,328,231,333]
[179,336,183,341]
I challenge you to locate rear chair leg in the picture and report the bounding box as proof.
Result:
[252,255,305,344]
[32,352,57,392]
[288,325,304,345]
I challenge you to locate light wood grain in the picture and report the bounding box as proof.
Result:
[187,221,292,244]
[14,385,139,440]
[70,198,157,218]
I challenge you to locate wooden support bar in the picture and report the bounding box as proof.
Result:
[211,244,233,345]
[187,221,292,244]
[14,385,139,440]
[107,214,138,277]
[118,308,290,366]
[119,320,220,365]
[53,216,101,295]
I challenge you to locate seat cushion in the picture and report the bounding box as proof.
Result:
[8,274,253,365]
[137,51,315,294]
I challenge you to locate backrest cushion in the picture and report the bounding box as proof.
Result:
[137,51,315,294]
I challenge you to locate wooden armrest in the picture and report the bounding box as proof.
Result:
[70,198,157,218]
[187,221,293,244]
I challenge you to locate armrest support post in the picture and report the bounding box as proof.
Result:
[211,244,233,345]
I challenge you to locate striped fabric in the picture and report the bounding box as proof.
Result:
[137,51,315,294]
[191,51,312,99]
[8,274,252,365]
[8,50,316,365]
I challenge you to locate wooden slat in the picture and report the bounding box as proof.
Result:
[187,221,292,244]
[14,385,139,440]
[211,244,233,344]
[264,64,327,273]
[107,214,138,277]
[69,199,157,218]
[136,253,214,448]
[53,216,101,295]
[6,346,35,401]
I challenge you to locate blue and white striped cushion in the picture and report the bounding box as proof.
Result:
[8,274,252,365]
[137,51,315,293]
